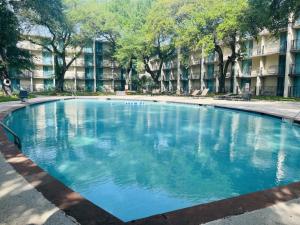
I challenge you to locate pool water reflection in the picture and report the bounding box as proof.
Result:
[4,99,300,221]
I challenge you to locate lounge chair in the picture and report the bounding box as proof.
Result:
[230,92,252,101]
[214,93,235,100]
[200,88,209,97]
[192,88,209,98]
[191,90,201,97]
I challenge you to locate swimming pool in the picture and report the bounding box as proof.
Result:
[4,99,300,221]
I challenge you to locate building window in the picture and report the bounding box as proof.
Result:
[241,60,252,77]
[42,51,53,65]
[43,66,54,78]
[84,54,94,67]
[85,67,94,79]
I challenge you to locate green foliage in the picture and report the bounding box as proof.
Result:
[0,0,34,95]
[16,0,91,91]
[178,0,248,54]
[244,0,300,35]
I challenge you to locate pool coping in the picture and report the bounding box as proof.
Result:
[0,97,300,225]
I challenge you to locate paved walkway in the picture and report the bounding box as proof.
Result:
[0,96,299,225]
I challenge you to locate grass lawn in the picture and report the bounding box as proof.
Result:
[0,95,19,102]
[33,91,115,96]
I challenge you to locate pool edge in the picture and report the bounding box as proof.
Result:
[0,97,300,225]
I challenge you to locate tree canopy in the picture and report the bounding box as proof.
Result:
[17,0,92,91]
[0,0,33,95]
[1,0,300,94]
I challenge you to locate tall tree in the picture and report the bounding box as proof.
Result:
[178,0,248,93]
[17,0,90,92]
[244,0,300,35]
[0,0,33,95]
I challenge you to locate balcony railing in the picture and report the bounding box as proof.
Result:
[294,17,300,27]
[189,74,200,80]
[253,44,283,56]
[289,64,300,75]
[291,39,300,51]
[265,65,279,76]
[20,71,34,78]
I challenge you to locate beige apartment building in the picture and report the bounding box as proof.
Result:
[154,16,300,97]
[9,37,126,93]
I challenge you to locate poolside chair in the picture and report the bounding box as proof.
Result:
[191,89,201,97]
[214,93,235,100]
[230,91,252,101]
[192,88,210,99]
[116,91,126,96]
[200,88,209,97]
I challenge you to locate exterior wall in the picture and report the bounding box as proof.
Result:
[11,38,124,92]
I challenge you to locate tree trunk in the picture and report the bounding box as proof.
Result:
[0,69,12,96]
[215,45,225,93]
[176,47,181,95]
[55,71,65,92]
[143,57,160,85]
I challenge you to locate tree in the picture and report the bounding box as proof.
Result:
[17,0,91,92]
[0,0,33,95]
[73,0,146,89]
[244,0,300,35]
[178,0,248,93]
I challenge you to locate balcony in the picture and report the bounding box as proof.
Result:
[290,39,300,52]
[250,69,262,77]
[20,71,34,79]
[289,64,300,76]
[190,59,201,66]
[189,74,200,80]
[252,44,283,57]
[263,65,279,76]
[293,17,300,27]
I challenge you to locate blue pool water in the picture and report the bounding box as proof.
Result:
[4,99,300,221]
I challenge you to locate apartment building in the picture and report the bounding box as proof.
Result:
[9,38,126,92]
[153,16,300,97]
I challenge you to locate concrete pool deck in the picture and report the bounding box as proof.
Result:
[0,95,299,225]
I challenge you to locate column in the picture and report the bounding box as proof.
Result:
[200,47,205,91]
[176,48,181,94]
[284,15,295,97]
[74,56,77,92]
[52,53,55,88]
[93,39,97,92]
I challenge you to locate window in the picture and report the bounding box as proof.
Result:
[85,67,94,79]
[43,66,54,78]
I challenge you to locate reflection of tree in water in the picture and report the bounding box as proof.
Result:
[5,101,300,203]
